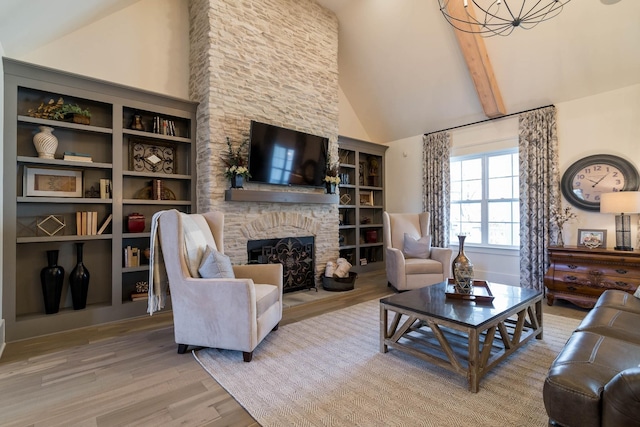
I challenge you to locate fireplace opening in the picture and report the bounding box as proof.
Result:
[247,236,316,293]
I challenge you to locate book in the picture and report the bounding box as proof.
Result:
[63,151,91,158]
[81,211,88,235]
[76,211,82,235]
[64,155,93,162]
[97,213,112,235]
[91,211,98,235]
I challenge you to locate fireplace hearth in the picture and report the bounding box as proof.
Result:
[248,236,316,293]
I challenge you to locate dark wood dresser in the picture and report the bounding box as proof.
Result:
[544,246,640,308]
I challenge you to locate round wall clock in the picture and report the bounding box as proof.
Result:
[561,154,640,211]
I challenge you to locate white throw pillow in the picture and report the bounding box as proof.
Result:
[634,286,640,299]
[403,233,432,259]
[198,245,235,279]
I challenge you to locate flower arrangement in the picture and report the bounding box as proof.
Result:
[324,159,341,185]
[222,137,251,180]
[551,205,577,228]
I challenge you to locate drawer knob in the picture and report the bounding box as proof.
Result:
[615,281,630,288]
[566,275,577,281]
[567,286,577,291]
[567,264,578,269]
[615,269,628,275]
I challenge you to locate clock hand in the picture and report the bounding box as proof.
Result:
[592,173,609,187]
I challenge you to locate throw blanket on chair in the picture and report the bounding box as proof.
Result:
[147,210,208,315]
[148,210,172,314]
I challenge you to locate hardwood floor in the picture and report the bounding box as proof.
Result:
[0,272,586,426]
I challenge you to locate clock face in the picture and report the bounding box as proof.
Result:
[561,155,640,211]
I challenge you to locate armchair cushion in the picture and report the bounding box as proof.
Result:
[255,284,281,316]
[198,245,235,279]
[182,214,212,277]
[403,233,431,259]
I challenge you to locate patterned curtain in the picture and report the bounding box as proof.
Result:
[519,106,560,291]
[423,132,451,248]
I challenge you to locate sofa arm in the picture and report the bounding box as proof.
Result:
[603,366,640,427]
[430,247,453,278]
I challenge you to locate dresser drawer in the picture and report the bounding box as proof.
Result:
[551,271,639,292]
[555,262,640,280]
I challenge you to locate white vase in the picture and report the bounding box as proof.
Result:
[33,126,58,159]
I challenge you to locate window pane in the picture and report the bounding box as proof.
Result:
[488,177,513,199]
[450,181,462,202]
[451,161,462,181]
[488,202,512,222]
[461,179,482,200]
[488,222,512,245]
[461,158,481,180]
[512,223,520,247]
[488,154,513,178]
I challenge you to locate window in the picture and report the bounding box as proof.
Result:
[450,149,519,247]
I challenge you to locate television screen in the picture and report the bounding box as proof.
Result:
[248,121,329,188]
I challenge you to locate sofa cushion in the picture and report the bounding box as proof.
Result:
[198,245,235,279]
[403,233,431,259]
[544,331,640,427]
[404,257,443,275]
[577,307,640,345]
[595,289,640,315]
[254,283,280,317]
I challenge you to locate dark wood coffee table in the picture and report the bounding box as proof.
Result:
[380,281,543,392]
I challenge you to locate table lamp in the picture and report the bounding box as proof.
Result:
[600,191,640,251]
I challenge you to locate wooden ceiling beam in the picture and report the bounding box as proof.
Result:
[445,1,506,118]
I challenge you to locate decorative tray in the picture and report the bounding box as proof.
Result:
[445,278,495,303]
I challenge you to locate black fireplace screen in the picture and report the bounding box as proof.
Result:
[247,236,315,293]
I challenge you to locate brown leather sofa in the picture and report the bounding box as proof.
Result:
[543,289,640,427]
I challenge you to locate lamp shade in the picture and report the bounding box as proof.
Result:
[600,191,640,214]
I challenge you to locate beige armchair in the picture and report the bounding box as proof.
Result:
[156,210,283,362]
[383,212,452,291]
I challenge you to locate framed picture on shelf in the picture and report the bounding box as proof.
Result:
[577,229,606,248]
[359,191,374,206]
[128,139,177,174]
[23,167,83,197]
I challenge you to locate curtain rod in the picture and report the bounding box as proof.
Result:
[423,104,554,136]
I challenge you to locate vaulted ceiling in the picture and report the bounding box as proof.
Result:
[2,0,639,144]
[316,0,640,142]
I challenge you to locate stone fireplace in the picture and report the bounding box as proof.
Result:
[188,0,340,286]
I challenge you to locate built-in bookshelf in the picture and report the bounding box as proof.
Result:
[337,136,387,273]
[2,58,197,341]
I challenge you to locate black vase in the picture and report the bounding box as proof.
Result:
[40,250,64,314]
[69,242,90,310]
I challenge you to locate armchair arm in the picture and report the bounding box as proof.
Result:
[170,277,260,352]
[385,247,406,288]
[430,247,453,278]
[233,263,283,293]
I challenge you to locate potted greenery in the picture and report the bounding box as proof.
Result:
[27,97,91,125]
[52,102,92,125]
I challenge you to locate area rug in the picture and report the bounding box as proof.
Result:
[193,299,580,427]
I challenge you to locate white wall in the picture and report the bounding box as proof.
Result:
[0,40,5,357]
[17,0,190,99]
[338,86,372,142]
[381,84,640,287]
[557,83,640,248]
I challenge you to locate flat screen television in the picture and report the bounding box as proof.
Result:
[248,120,329,188]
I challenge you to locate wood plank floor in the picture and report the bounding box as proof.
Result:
[0,272,586,426]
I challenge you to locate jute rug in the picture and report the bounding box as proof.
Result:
[193,299,580,427]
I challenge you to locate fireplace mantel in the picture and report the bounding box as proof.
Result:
[225,189,339,204]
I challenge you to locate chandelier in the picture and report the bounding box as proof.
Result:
[438,0,572,37]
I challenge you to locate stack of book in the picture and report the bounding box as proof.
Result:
[64,151,92,162]
[152,116,177,136]
[76,212,112,235]
[124,246,141,267]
